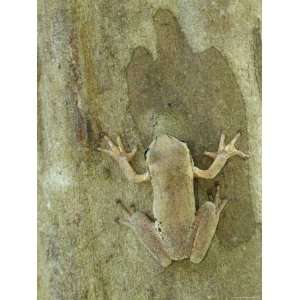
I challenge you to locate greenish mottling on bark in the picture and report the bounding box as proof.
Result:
[38,1,261,299]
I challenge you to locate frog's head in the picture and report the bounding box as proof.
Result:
[144,135,191,169]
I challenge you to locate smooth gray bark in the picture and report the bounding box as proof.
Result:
[38,1,261,299]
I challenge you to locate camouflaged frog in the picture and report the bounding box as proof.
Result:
[98,133,248,267]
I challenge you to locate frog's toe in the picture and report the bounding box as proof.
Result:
[114,216,131,227]
[115,199,135,216]
[130,203,136,212]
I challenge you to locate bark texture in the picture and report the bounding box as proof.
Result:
[38,1,261,299]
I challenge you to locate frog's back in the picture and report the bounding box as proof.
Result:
[147,135,195,227]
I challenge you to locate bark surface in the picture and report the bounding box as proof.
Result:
[38,1,261,299]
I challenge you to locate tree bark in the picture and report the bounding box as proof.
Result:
[38,1,261,299]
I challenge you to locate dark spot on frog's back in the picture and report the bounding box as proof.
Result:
[126,8,255,247]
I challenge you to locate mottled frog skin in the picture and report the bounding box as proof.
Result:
[99,133,248,267]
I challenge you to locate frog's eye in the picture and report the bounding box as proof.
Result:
[144,148,149,159]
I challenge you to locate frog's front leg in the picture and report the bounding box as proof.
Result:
[115,200,172,267]
[190,185,228,263]
[98,136,150,183]
[193,132,249,179]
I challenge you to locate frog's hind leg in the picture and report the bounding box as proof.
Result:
[190,185,227,264]
[115,200,172,267]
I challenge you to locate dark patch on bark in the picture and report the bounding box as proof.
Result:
[69,28,83,91]
[253,18,262,98]
[73,101,88,145]
[126,9,255,248]
[66,3,104,148]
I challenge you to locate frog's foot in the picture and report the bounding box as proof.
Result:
[114,199,172,267]
[98,135,149,183]
[114,199,135,226]
[204,132,249,160]
[97,135,137,162]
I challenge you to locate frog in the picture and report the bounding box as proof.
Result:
[98,133,249,267]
